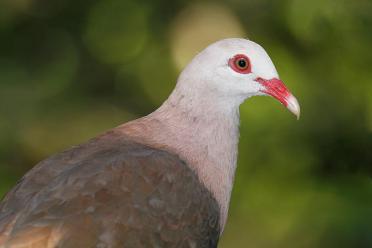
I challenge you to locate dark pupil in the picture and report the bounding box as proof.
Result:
[237,59,246,68]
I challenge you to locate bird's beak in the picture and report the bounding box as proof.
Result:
[255,77,300,120]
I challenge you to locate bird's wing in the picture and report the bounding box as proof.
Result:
[0,130,220,248]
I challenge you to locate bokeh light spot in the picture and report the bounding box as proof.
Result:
[170,3,245,70]
[84,0,148,65]
[0,0,34,27]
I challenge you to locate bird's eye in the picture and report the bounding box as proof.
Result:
[228,54,251,74]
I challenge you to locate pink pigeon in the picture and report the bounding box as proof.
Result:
[0,38,300,248]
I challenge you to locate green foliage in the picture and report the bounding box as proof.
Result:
[0,0,372,247]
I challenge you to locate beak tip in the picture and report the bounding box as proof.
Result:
[286,95,301,120]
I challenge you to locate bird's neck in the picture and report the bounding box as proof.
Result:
[118,88,241,231]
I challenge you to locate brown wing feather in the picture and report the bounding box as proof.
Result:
[0,130,220,248]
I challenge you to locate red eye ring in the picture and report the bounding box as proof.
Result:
[228,54,251,74]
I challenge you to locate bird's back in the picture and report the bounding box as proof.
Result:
[0,130,220,248]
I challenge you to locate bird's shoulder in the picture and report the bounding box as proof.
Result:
[0,129,220,247]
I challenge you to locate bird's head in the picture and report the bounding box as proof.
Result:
[177,38,300,119]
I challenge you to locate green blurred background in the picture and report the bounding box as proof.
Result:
[1,0,372,247]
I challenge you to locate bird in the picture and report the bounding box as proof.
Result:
[0,38,300,248]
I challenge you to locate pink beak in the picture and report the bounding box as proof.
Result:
[255,77,300,120]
